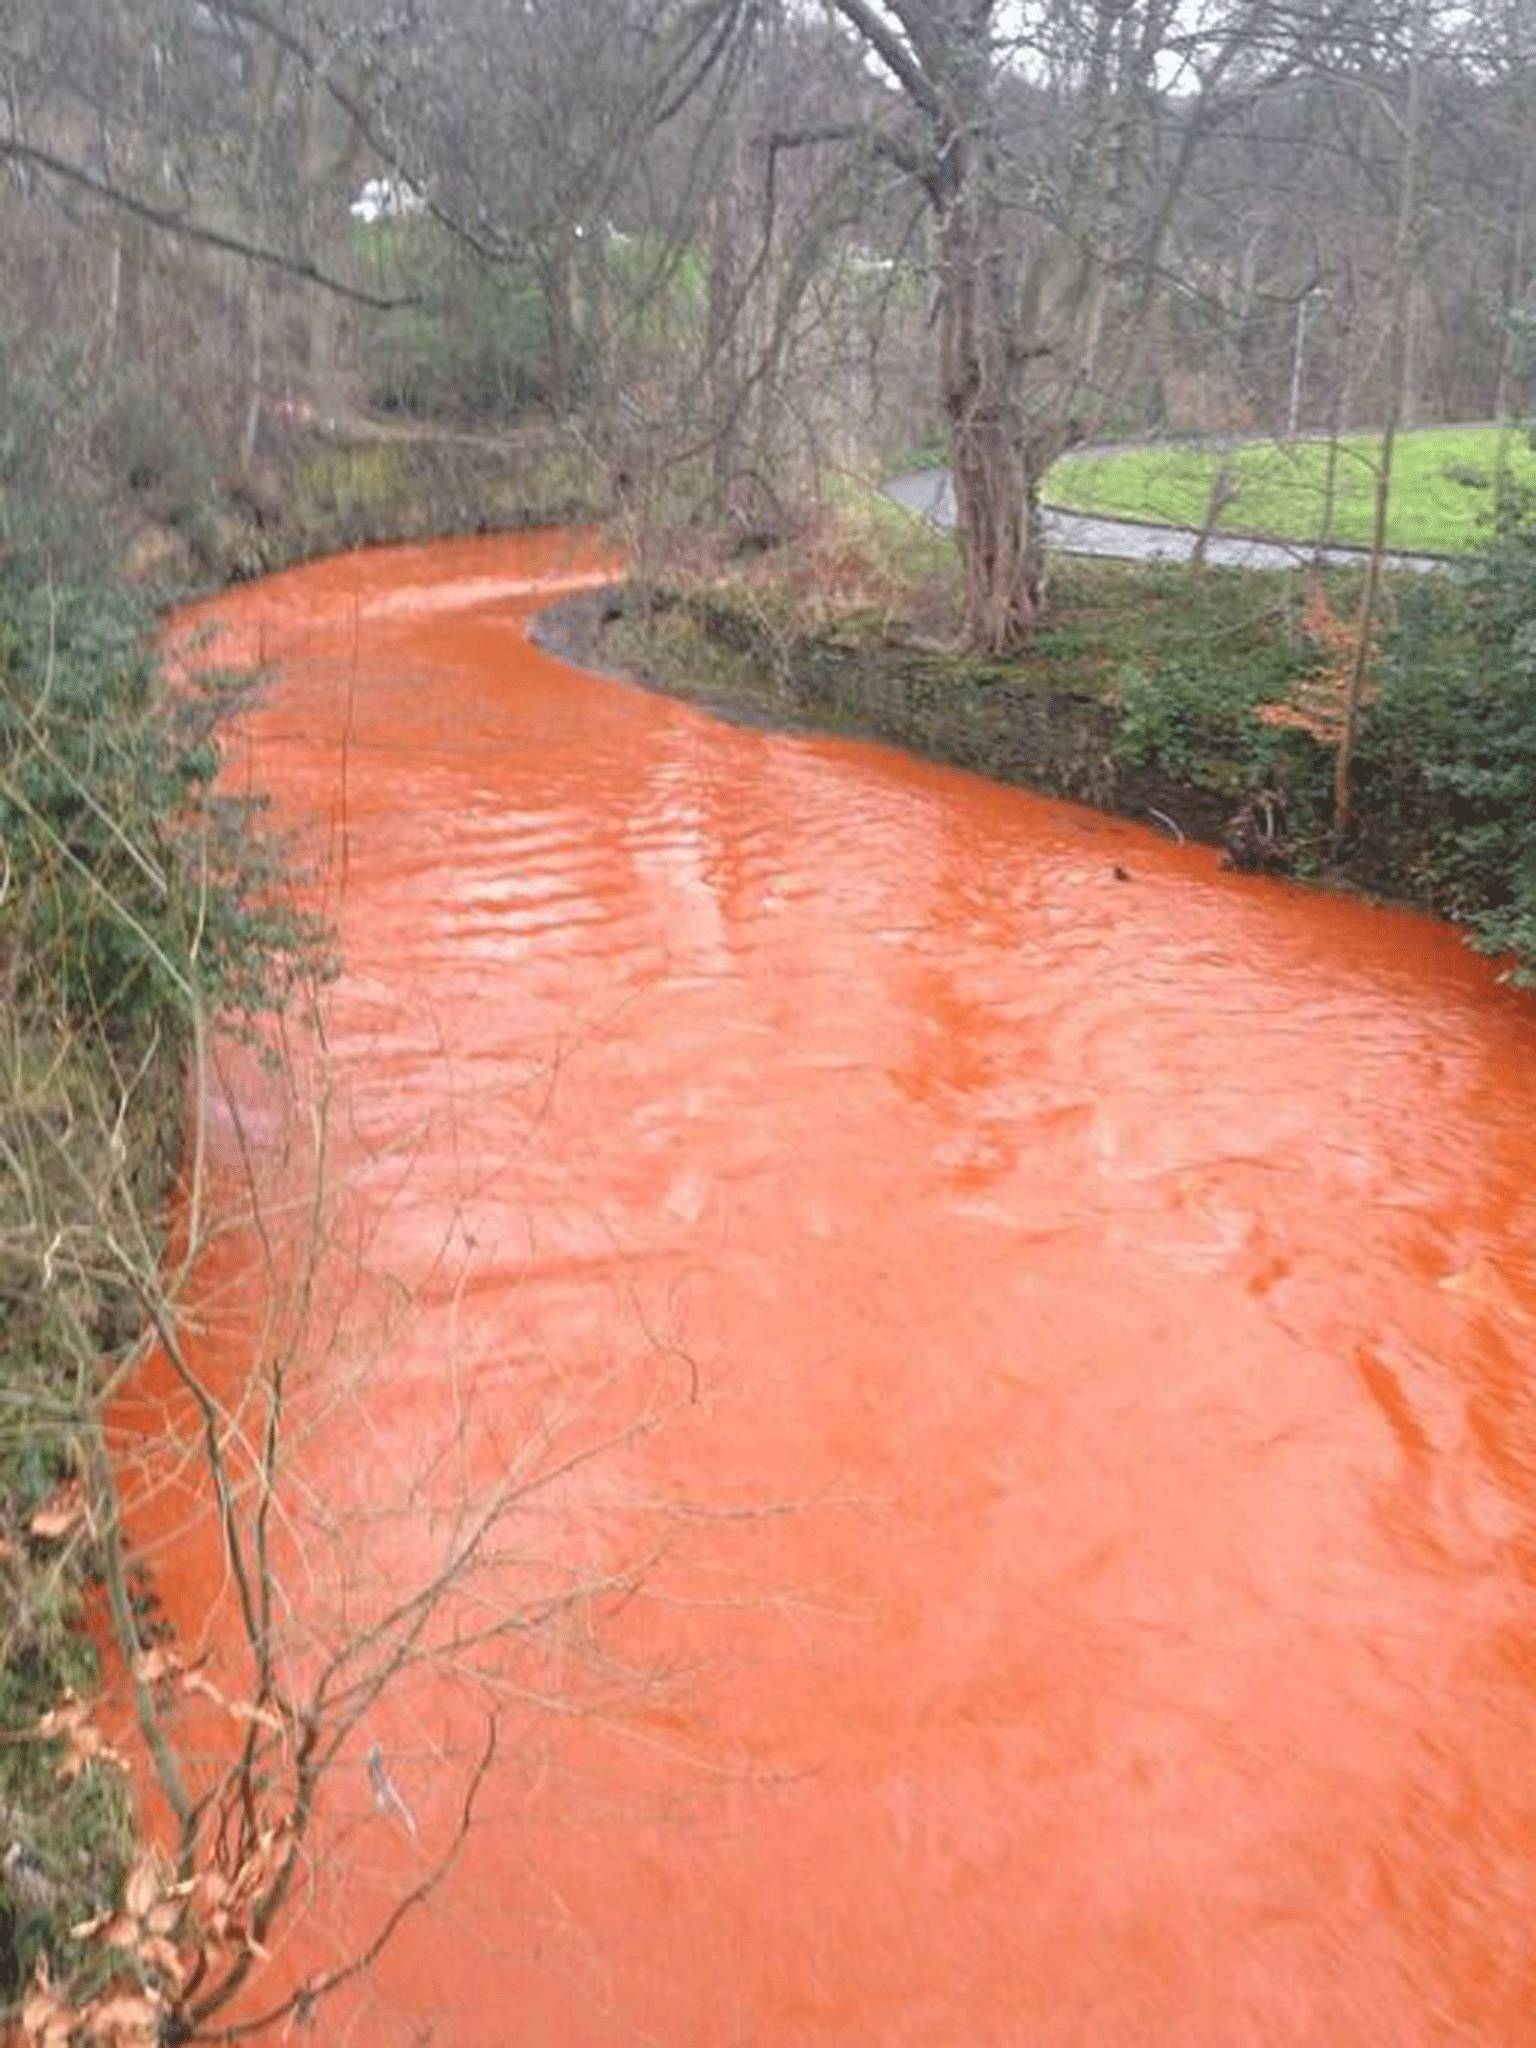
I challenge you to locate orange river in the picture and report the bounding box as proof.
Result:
[115,529,1536,2045]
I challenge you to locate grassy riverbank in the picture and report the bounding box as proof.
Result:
[0,387,613,2029]
[123,417,602,595]
[542,484,1536,986]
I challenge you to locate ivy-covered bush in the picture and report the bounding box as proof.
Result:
[0,562,320,2007]
[1365,462,1536,983]
[0,576,317,1034]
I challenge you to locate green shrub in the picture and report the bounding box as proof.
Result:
[1116,657,1274,784]
[0,575,319,1036]
[360,221,559,421]
[0,559,323,2006]
[1368,465,1536,981]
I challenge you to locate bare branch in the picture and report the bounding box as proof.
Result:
[0,134,417,308]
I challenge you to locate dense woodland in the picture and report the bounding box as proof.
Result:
[3,3,1536,2042]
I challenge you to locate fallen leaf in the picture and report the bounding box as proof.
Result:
[124,1853,164,1922]
[132,1646,180,1687]
[29,1482,88,1542]
[21,1965,73,2048]
[84,1990,163,2046]
[36,1694,129,1781]
[136,1933,188,1988]
[180,1669,283,1731]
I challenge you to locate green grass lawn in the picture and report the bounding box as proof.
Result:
[1045,424,1536,556]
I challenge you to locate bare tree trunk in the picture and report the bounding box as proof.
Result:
[238,40,286,480]
[1192,454,1238,564]
[1493,149,1529,421]
[938,178,1047,650]
[239,274,267,473]
[579,222,612,431]
[706,138,747,520]
[102,233,124,365]
[544,225,579,415]
[300,71,367,409]
[1319,421,1342,549]
[1334,0,1429,840]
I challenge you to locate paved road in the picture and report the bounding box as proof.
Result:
[884,468,1450,575]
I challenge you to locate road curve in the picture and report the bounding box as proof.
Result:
[884,467,1450,575]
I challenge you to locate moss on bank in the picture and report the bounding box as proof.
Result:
[126,421,604,596]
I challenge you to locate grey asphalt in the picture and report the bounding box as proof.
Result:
[883,468,1450,576]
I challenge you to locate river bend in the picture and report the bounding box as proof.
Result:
[134,530,1536,2047]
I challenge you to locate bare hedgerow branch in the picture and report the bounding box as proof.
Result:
[0,134,416,309]
[188,1715,500,2045]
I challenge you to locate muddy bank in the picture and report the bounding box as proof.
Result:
[534,573,1511,953]
[535,585,1287,866]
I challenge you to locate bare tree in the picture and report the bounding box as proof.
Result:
[720,0,1310,648]
[1334,0,1432,838]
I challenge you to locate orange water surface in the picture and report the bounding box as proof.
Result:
[123,529,1536,2045]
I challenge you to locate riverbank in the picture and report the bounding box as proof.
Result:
[533,564,1373,884]
[533,536,1533,984]
[536,574,1252,851]
[120,414,603,597]
[0,565,321,2032]
[3,423,606,2030]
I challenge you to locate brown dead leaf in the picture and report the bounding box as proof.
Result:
[82,1990,163,2046]
[37,1694,129,1781]
[21,1969,72,2048]
[136,1934,188,1989]
[180,1668,283,1732]
[123,1853,165,1922]
[229,1828,288,1905]
[21,2005,73,2048]
[69,1911,137,1948]
[1254,572,1378,746]
[29,1481,88,1543]
[131,1645,180,1687]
